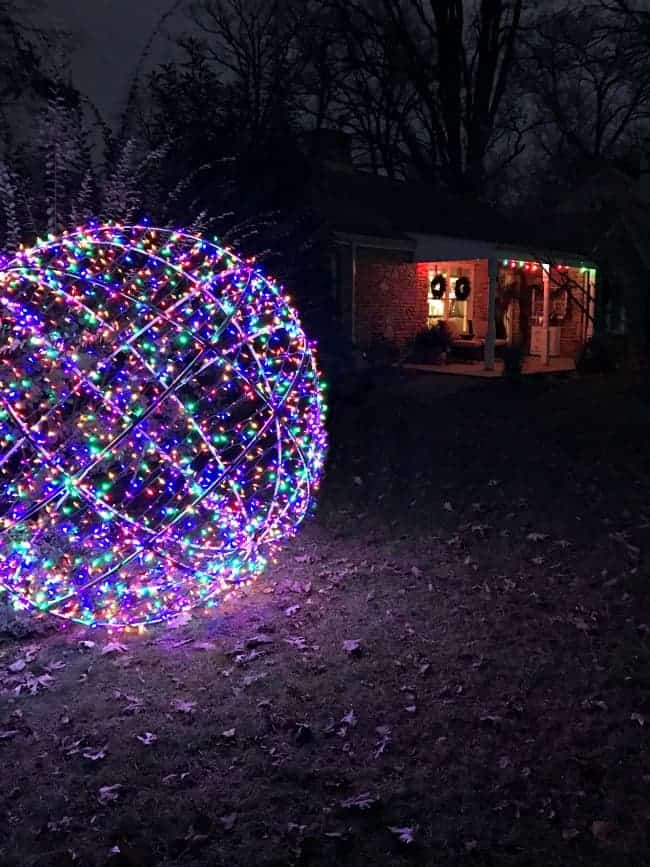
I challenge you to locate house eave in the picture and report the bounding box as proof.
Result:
[408,232,597,270]
[332,230,417,251]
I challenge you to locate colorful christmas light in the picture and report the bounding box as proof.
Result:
[0,224,327,628]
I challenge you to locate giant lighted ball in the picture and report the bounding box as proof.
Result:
[0,224,327,627]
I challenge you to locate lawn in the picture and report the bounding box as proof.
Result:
[1,370,650,867]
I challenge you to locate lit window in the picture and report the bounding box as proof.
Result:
[428,292,445,320]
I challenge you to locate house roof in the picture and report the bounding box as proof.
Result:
[309,164,593,258]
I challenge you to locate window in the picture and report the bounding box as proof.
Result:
[427,266,471,331]
[448,297,467,323]
[428,291,445,321]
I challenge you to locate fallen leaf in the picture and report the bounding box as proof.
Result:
[82,745,107,762]
[340,792,378,810]
[98,784,122,804]
[137,732,158,745]
[388,825,417,844]
[173,699,196,714]
[219,813,237,831]
[0,730,19,740]
[631,712,645,726]
[45,660,66,672]
[221,727,236,739]
[374,725,392,758]
[101,641,128,656]
[8,659,26,673]
[342,639,362,656]
[341,709,357,727]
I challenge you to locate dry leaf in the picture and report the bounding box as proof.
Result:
[101,641,128,656]
[0,730,19,740]
[98,784,122,804]
[342,639,362,656]
[219,813,237,831]
[82,745,107,762]
[8,659,26,673]
[388,825,417,844]
[173,699,196,714]
[340,792,377,810]
[136,732,157,745]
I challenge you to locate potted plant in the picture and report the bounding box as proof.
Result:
[410,322,452,364]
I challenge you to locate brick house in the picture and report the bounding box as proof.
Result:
[308,140,598,371]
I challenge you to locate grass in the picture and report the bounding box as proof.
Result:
[1,369,650,867]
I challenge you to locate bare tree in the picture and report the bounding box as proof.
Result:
[521,1,650,188]
[180,0,310,149]
[328,0,524,194]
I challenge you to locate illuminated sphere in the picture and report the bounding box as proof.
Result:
[0,224,327,627]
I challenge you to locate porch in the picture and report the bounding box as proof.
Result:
[352,242,597,373]
[402,354,576,378]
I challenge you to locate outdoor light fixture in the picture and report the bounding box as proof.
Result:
[0,224,327,628]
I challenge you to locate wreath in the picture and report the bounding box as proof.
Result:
[454,276,471,301]
[430,273,446,299]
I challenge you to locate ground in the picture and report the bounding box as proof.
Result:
[1,370,650,867]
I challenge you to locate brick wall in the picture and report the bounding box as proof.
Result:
[355,259,491,348]
[354,256,591,357]
[355,262,426,347]
[559,268,582,358]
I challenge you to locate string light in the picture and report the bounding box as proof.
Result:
[0,223,327,628]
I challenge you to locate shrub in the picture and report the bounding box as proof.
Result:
[363,336,400,368]
[576,335,622,374]
[409,322,451,364]
[502,343,525,381]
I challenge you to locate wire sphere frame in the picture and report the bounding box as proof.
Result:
[0,223,327,628]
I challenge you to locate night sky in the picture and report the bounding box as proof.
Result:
[42,0,178,123]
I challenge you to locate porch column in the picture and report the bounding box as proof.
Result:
[484,257,497,370]
[541,263,550,366]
